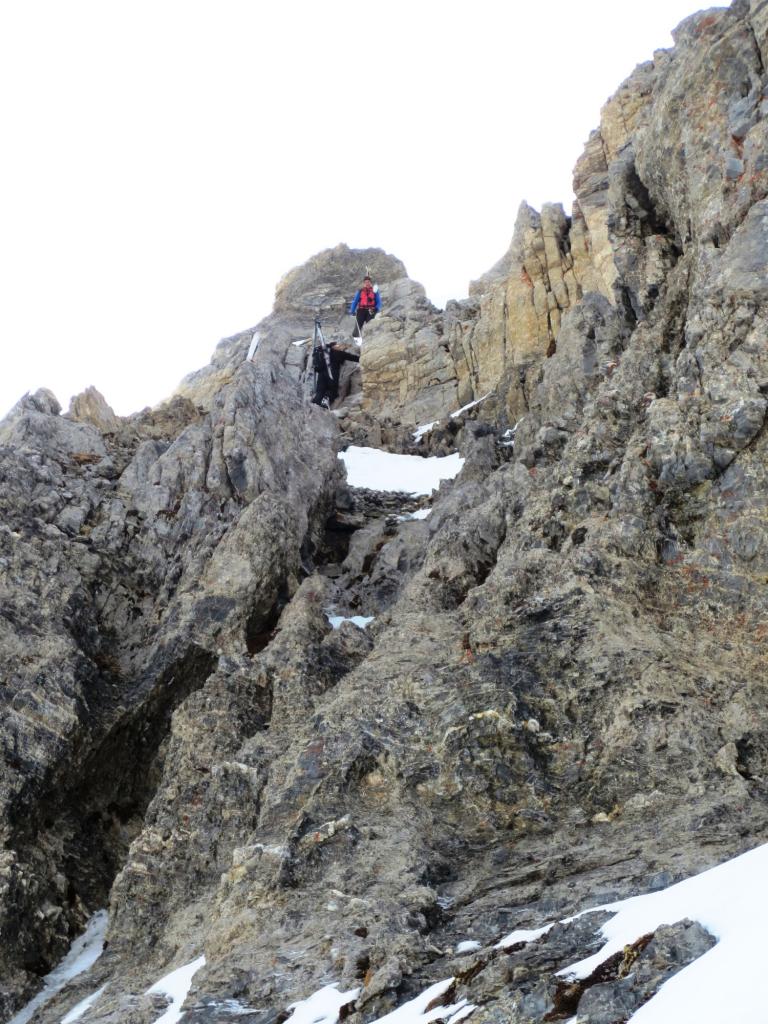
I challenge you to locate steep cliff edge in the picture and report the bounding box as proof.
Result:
[5,3,768,1023]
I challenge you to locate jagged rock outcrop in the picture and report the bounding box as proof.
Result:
[67,388,122,434]
[0,363,341,1019]
[6,3,768,1024]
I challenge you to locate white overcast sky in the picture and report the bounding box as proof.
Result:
[1,0,703,419]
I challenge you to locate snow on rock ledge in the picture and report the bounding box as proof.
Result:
[559,842,768,1023]
[7,911,107,1024]
[145,956,206,1024]
[339,446,464,495]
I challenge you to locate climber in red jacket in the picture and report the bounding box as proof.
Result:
[349,275,381,340]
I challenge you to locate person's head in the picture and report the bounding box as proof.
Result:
[363,276,372,287]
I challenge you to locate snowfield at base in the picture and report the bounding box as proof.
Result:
[368,978,474,1024]
[9,834,765,1024]
[7,910,108,1024]
[339,447,464,495]
[283,978,474,1024]
[146,955,206,1024]
[284,984,360,1024]
[560,841,768,1022]
[459,841,768,1022]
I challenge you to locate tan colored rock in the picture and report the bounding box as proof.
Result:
[572,61,657,303]
[572,128,616,299]
[67,386,122,432]
[349,274,462,425]
[600,60,656,162]
[360,314,459,425]
[240,59,662,434]
[570,200,607,296]
[175,366,236,409]
[449,202,585,422]
[359,192,596,427]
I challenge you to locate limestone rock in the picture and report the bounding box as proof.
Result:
[8,6,768,1024]
[67,387,122,433]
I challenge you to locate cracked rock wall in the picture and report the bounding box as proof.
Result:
[6,4,768,1024]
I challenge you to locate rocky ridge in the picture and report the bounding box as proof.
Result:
[4,2,768,1022]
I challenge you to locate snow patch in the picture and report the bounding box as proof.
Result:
[557,842,768,1023]
[246,333,260,360]
[146,955,206,1024]
[7,910,108,1024]
[370,978,475,1024]
[413,420,438,443]
[61,984,108,1023]
[450,393,491,418]
[282,978,474,1024]
[494,924,552,950]
[413,394,491,443]
[397,508,432,522]
[444,1007,476,1024]
[326,614,374,630]
[285,983,360,1024]
[212,998,263,1016]
[456,940,481,954]
[340,446,464,495]
[498,419,522,448]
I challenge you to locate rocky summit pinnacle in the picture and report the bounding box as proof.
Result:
[4,3,768,1022]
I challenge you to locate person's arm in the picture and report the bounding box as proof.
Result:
[350,289,361,313]
[374,288,381,312]
[342,350,360,363]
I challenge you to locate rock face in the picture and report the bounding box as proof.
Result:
[67,387,122,434]
[5,4,768,1024]
[0,366,340,1020]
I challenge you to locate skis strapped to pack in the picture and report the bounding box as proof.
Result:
[313,315,333,378]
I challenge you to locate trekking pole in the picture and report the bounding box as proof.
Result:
[312,315,319,396]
